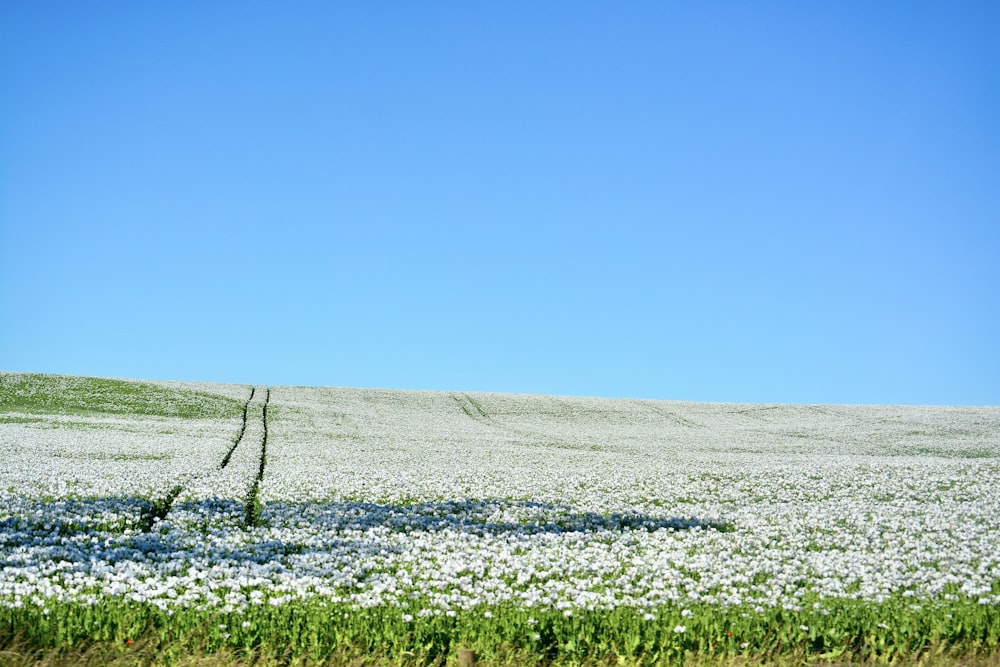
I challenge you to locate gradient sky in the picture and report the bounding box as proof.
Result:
[2,2,998,405]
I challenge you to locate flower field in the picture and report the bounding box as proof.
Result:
[1,372,999,665]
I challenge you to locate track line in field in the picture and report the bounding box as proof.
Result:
[452,393,489,422]
[139,484,184,532]
[140,385,259,532]
[142,385,267,532]
[221,385,257,469]
[642,401,705,429]
[244,386,270,528]
[451,393,583,449]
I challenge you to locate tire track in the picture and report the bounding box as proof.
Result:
[642,401,705,429]
[730,405,784,423]
[450,393,584,450]
[452,393,489,422]
[141,384,257,532]
[221,385,257,469]
[244,386,270,528]
[145,385,269,532]
[138,484,184,532]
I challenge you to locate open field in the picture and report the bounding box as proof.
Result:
[1,371,999,665]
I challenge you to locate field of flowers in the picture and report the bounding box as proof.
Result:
[1,372,999,664]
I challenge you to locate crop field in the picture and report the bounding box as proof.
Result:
[1,371,999,665]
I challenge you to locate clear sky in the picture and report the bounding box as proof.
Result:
[2,2,998,405]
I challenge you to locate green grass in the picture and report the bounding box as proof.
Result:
[0,373,244,420]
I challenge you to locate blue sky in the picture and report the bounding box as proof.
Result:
[2,2,998,404]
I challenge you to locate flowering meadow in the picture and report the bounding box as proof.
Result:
[1,372,999,664]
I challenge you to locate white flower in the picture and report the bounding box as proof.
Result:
[3,380,997,627]
[673,625,686,634]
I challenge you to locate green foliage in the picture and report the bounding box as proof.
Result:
[0,372,243,420]
[1,596,998,665]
